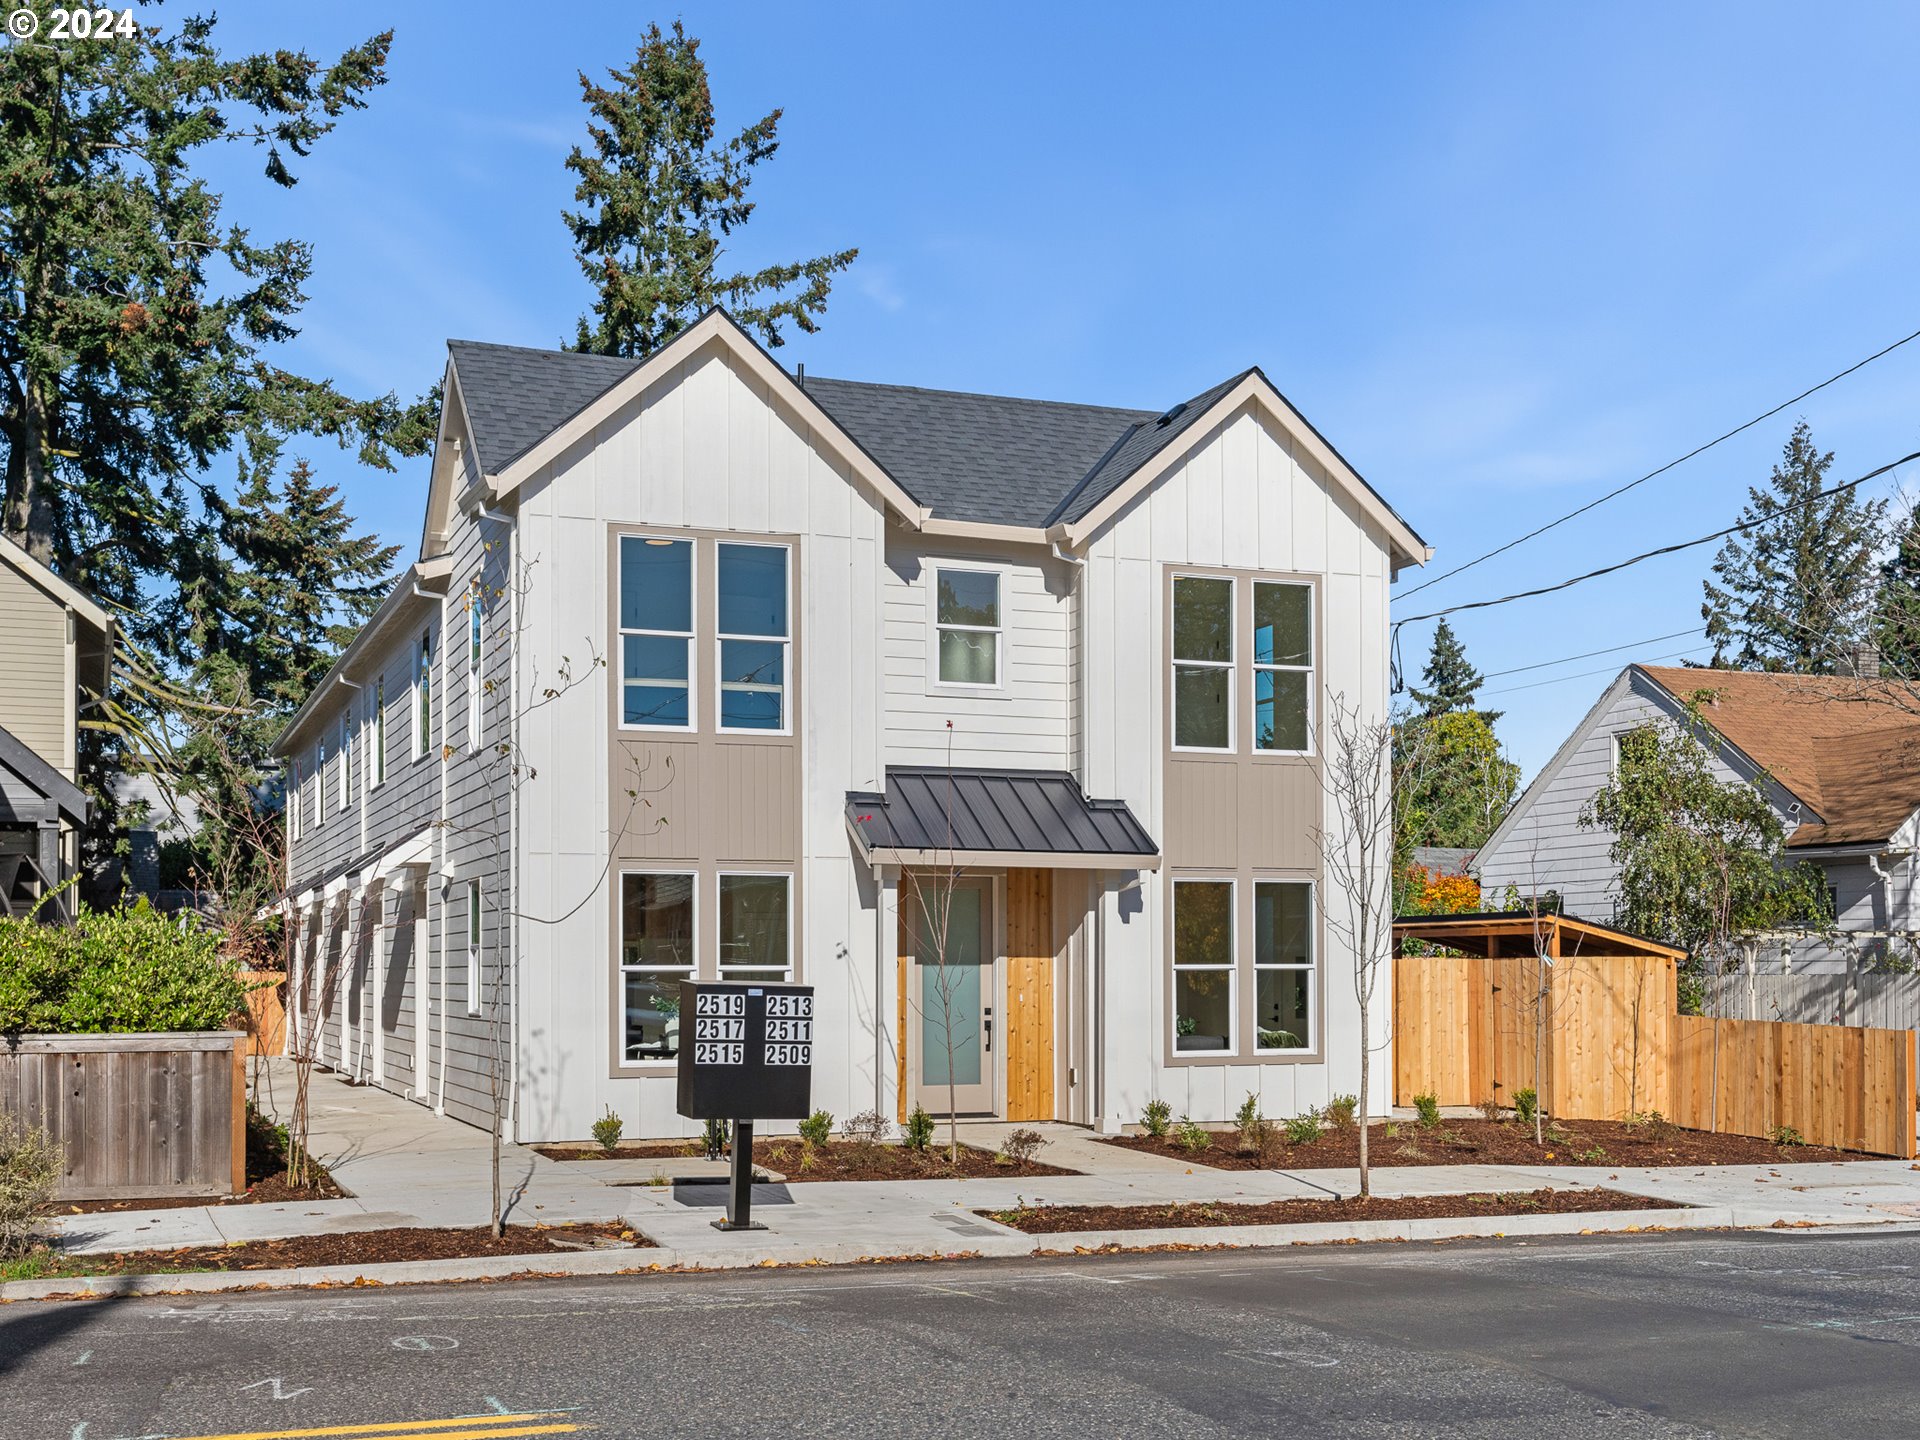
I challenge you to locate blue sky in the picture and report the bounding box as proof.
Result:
[198,2,1920,778]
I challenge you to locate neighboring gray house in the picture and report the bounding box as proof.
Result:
[1476,664,1920,972]
[0,536,111,921]
[272,309,1428,1141]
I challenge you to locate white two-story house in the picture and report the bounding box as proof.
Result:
[272,310,1427,1140]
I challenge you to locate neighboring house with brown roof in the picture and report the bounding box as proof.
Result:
[0,536,113,920]
[1475,663,1920,973]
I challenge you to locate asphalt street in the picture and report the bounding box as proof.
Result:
[5,1230,1920,1439]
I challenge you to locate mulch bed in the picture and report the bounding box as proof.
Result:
[1102,1117,1892,1171]
[14,1221,649,1282]
[535,1137,1077,1181]
[44,1111,348,1215]
[982,1186,1686,1235]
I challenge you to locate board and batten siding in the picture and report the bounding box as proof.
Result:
[514,336,889,1141]
[1079,399,1394,1130]
[881,542,1076,769]
[0,558,74,774]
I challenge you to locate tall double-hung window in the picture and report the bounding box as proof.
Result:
[467,579,484,749]
[337,713,352,809]
[372,677,387,786]
[1171,573,1315,755]
[414,630,433,759]
[1172,576,1234,750]
[1253,582,1312,754]
[1170,877,1317,1057]
[618,872,696,1061]
[716,543,790,731]
[618,537,694,728]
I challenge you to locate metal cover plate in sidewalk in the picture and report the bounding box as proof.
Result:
[669,1177,795,1207]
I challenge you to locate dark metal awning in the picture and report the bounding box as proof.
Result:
[845,766,1159,871]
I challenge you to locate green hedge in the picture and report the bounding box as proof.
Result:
[0,900,250,1035]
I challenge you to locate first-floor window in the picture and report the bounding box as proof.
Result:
[1172,879,1234,1052]
[719,873,792,981]
[1253,880,1314,1050]
[619,871,696,1062]
[465,880,482,1016]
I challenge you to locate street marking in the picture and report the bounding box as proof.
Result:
[154,1417,574,1440]
[240,1379,315,1402]
[73,1349,93,1366]
[389,1335,460,1351]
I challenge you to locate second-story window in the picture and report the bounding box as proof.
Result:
[288,760,301,841]
[717,542,789,731]
[1172,575,1234,750]
[415,630,433,759]
[373,677,387,786]
[1253,581,1313,753]
[337,713,352,809]
[934,567,1001,686]
[467,578,484,749]
[619,536,694,729]
[315,738,327,823]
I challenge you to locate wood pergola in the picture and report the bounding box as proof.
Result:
[1392,911,1687,962]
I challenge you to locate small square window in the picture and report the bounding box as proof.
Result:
[935,568,1002,686]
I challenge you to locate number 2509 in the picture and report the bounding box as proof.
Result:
[50,9,138,39]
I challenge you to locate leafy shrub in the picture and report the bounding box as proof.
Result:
[1000,1127,1048,1165]
[1233,1093,1274,1157]
[1512,1088,1539,1128]
[1768,1124,1805,1147]
[0,900,247,1035]
[591,1108,624,1156]
[798,1110,834,1148]
[842,1109,891,1145]
[1173,1116,1212,1152]
[903,1105,935,1152]
[0,1113,60,1259]
[1476,1098,1504,1122]
[1283,1110,1323,1145]
[1575,1145,1609,1163]
[1324,1095,1359,1132]
[1412,1092,1441,1129]
[1141,1099,1173,1139]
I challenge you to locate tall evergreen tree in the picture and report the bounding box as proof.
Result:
[564,21,859,359]
[1701,421,1885,673]
[1872,506,1920,678]
[1408,618,1496,719]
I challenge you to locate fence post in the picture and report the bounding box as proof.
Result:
[231,1033,247,1197]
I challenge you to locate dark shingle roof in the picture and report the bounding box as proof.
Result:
[447,339,640,475]
[442,333,1421,548]
[846,766,1158,860]
[802,378,1155,527]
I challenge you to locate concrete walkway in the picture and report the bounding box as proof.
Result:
[42,1068,1920,1266]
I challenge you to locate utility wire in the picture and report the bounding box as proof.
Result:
[1481,626,1702,680]
[1394,324,1920,601]
[1394,450,1920,629]
[1482,644,1710,696]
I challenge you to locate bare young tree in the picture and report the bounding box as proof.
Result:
[1314,695,1399,1198]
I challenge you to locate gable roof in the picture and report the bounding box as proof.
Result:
[440,311,1428,564]
[0,535,111,637]
[1637,665,1920,848]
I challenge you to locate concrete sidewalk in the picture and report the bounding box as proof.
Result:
[40,1067,1920,1269]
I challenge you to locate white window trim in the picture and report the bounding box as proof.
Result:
[617,535,697,733]
[465,878,482,1016]
[288,761,301,841]
[716,869,796,979]
[714,541,793,737]
[1171,875,1237,1055]
[616,866,700,1070]
[371,676,387,789]
[337,713,352,810]
[1252,579,1315,757]
[926,561,1009,693]
[467,578,484,750]
[1252,877,1316,1054]
[413,630,433,761]
[1171,572,1236,754]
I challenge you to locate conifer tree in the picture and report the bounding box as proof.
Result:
[1873,506,1920,679]
[1701,421,1885,673]
[564,21,858,358]
[1408,618,1495,719]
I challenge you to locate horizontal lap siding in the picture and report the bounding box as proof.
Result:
[0,562,73,774]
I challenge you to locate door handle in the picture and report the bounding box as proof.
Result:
[984,1007,993,1053]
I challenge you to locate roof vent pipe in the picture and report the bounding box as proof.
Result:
[796,362,805,390]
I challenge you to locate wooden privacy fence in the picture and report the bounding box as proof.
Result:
[0,1031,247,1200]
[240,969,287,1057]
[1395,952,1919,1157]
[1705,971,1920,1031]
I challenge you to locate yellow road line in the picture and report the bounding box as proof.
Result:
[163,1415,575,1440]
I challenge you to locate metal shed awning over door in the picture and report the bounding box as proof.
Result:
[846,766,1159,870]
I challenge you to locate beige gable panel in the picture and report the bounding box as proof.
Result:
[0,561,73,772]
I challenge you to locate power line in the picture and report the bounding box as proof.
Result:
[1394,324,1920,601]
[1482,644,1711,697]
[1481,626,1702,680]
[1394,449,1920,629]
